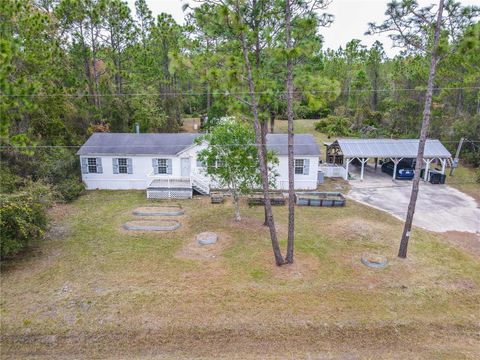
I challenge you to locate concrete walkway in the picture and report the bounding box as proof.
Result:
[347,164,480,233]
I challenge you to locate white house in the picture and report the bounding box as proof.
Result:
[77,133,320,198]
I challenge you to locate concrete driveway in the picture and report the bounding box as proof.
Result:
[347,164,480,233]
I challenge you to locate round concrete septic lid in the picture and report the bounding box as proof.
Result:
[361,254,388,268]
[197,232,218,245]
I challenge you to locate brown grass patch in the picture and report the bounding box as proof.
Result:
[176,231,233,261]
[442,231,480,258]
[48,203,75,223]
[325,216,393,242]
[228,216,287,237]
[257,251,319,280]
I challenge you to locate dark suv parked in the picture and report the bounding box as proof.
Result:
[381,160,415,180]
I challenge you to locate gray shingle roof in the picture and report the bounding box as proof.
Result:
[77,133,202,156]
[337,139,452,158]
[266,134,320,156]
[77,133,321,156]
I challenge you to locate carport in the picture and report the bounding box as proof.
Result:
[325,139,452,181]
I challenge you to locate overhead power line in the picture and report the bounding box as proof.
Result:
[1,140,479,149]
[1,86,479,97]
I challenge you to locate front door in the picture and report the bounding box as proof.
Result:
[181,158,191,177]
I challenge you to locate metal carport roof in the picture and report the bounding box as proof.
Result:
[337,139,452,159]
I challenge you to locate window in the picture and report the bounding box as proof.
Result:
[118,158,128,174]
[196,159,205,168]
[158,159,167,174]
[294,159,304,175]
[294,159,310,175]
[81,157,103,174]
[113,158,132,174]
[88,158,98,173]
[152,158,171,175]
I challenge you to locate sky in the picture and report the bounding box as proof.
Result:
[126,0,478,58]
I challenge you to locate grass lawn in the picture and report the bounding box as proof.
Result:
[446,164,480,202]
[1,190,479,358]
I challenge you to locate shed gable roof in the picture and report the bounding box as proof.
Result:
[266,134,320,156]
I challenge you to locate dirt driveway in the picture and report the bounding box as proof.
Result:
[347,164,480,234]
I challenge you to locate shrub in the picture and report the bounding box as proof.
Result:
[463,151,480,168]
[0,183,53,259]
[314,115,352,137]
[55,178,85,202]
[0,167,25,194]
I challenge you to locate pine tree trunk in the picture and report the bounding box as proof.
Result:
[270,111,275,134]
[79,23,95,107]
[91,26,100,109]
[261,121,269,226]
[285,0,295,264]
[232,187,241,222]
[398,0,445,258]
[372,69,378,111]
[239,30,284,266]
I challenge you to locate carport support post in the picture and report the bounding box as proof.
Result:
[374,158,378,171]
[360,158,368,181]
[423,159,432,181]
[392,158,402,181]
[344,158,351,180]
[440,158,446,174]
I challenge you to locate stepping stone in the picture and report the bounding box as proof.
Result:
[197,232,218,245]
[132,206,184,216]
[123,220,181,231]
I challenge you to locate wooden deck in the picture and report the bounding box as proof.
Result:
[147,178,192,199]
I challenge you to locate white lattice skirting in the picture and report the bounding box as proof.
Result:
[147,188,193,199]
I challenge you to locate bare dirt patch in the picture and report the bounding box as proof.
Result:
[258,251,319,280]
[228,217,287,237]
[442,231,480,258]
[325,216,393,243]
[177,231,232,260]
[48,203,74,221]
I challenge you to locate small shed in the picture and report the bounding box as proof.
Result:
[326,139,452,181]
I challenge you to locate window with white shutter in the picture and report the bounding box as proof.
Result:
[294,159,309,175]
[83,157,103,174]
[118,158,128,174]
[294,159,304,175]
[87,158,98,173]
[158,159,167,174]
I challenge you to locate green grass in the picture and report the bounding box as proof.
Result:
[1,191,479,358]
[446,164,480,201]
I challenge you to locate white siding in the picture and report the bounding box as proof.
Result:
[79,147,319,191]
[273,155,319,190]
[80,155,181,190]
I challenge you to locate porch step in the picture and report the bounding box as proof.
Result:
[191,174,210,195]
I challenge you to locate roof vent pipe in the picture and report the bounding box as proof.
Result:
[135,123,140,134]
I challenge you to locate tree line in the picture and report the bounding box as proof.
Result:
[2,1,478,149]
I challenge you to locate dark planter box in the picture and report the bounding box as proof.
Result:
[295,192,346,207]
